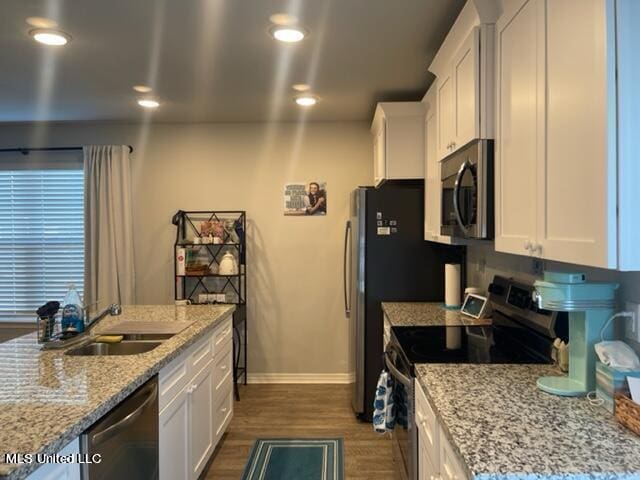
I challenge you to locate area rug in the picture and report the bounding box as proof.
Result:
[241,438,344,480]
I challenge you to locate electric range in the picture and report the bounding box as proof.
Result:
[385,275,568,480]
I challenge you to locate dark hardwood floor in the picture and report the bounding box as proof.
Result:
[204,384,397,479]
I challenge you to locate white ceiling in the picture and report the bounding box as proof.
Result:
[0,0,465,123]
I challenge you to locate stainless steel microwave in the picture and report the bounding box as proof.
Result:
[440,139,494,239]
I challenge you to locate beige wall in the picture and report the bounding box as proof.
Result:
[0,121,372,376]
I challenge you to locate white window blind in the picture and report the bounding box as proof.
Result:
[0,169,84,322]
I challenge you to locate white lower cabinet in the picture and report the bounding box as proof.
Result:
[159,314,234,480]
[190,360,216,478]
[416,380,467,480]
[159,387,190,480]
[25,439,80,480]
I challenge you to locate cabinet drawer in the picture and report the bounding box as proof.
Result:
[214,340,233,396]
[213,316,233,352]
[214,384,234,441]
[415,381,439,469]
[159,350,190,411]
[188,335,214,374]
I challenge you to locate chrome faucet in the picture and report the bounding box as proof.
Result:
[41,303,122,350]
[85,303,122,332]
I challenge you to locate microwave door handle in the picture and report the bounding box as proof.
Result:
[384,351,412,387]
[453,160,471,236]
[343,220,351,318]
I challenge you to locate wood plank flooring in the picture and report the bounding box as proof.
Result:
[203,384,397,479]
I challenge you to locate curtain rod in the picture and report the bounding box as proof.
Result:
[0,145,134,155]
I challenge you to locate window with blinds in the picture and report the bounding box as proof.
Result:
[0,169,84,322]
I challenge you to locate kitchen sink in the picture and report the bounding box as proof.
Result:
[66,341,162,356]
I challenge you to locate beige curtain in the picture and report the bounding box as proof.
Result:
[83,145,135,311]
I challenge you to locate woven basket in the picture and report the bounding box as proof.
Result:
[615,394,640,436]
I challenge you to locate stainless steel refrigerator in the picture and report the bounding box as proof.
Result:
[343,185,464,421]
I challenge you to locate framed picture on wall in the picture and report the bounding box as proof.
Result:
[284,181,327,216]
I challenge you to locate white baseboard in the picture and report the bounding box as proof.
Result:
[247,373,355,384]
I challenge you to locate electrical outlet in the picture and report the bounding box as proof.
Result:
[625,302,640,343]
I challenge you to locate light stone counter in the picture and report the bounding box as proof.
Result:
[382,302,492,327]
[416,363,640,480]
[0,304,235,480]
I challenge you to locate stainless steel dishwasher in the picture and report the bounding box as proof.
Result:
[81,376,159,480]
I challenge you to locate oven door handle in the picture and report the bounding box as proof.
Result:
[384,352,412,388]
[453,159,471,236]
[90,382,157,447]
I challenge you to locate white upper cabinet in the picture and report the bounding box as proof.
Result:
[423,84,462,245]
[371,102,425,187]
[436,72,455,161]
[424,84,441,241]
[495,0,543,257]
[452,28,480,149]
[429,0,496,162]
[496,0,640,270]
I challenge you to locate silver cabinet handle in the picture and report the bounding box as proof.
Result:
[533,243,543,255]
[524,240,532,251]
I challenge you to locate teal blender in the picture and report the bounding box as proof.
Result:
[533,271,618,396]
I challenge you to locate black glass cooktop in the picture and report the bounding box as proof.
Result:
[391,325,551,366]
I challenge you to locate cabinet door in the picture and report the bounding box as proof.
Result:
[190,361,215,479]
[439,429,466,480]
[437,74,455,161]
[418,431,439,480]
[453,28,480,149]
[26,439,80,480]
[537,0,616,268]
[495,0,544,257]
[159,387,190,480]
[373,124,386,186]
[424,108,440,241]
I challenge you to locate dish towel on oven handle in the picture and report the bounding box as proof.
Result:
[373,370,395,433]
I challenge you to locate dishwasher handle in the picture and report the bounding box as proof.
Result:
[90,382,158,447]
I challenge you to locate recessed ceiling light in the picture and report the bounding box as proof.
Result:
[26,17,58,28]
[292,83,310,92]
[133,85,152,93]
[29,28,70,46]
[295,95,318,107]
[137,98,160,109]
[270,26,306,43]
[269,13,298,26]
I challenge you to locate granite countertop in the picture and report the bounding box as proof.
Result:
[416,363,640,479]
[0,304,235,480]
[382,302,492,327]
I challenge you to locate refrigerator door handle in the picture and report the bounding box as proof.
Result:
[343,220,352,317]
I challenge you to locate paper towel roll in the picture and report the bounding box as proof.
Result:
[445,263,461,308]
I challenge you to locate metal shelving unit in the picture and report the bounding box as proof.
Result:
[173,210,247,400]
